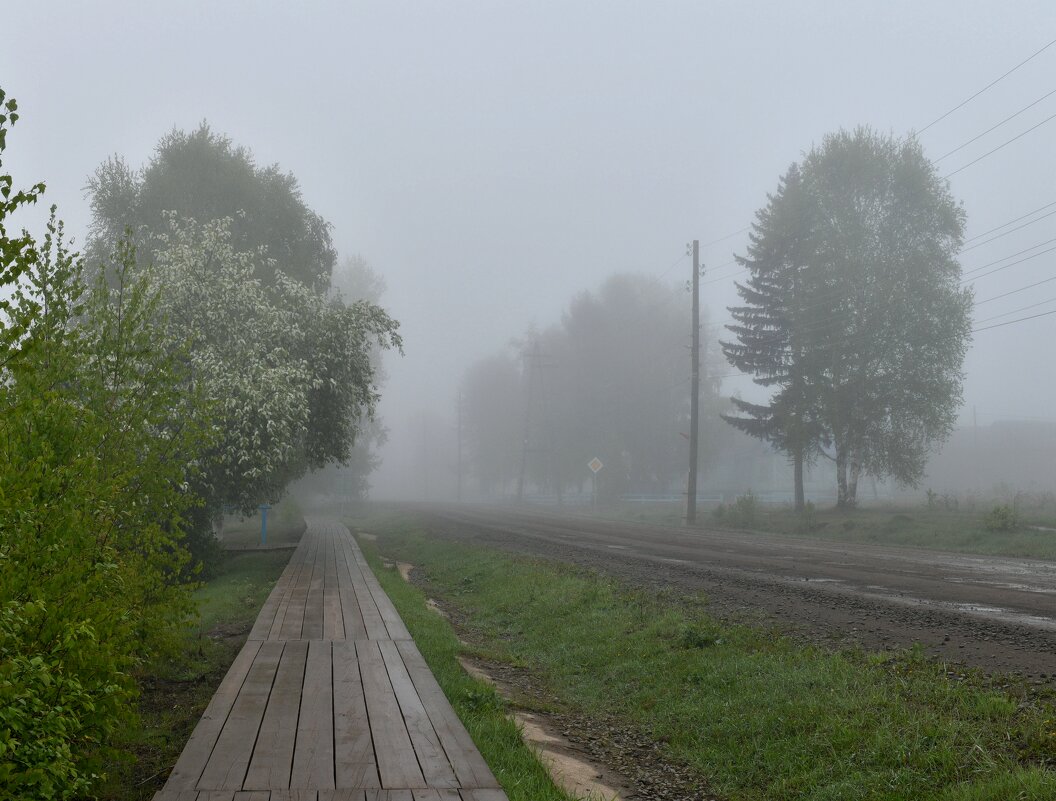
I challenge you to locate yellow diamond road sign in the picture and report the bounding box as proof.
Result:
[588,457,603,474]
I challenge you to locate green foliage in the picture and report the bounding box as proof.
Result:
[146,214,401,515]
[983,504,1019,532]
[714,490,759,528]
[86,123,336,289]
[0,90,208,798]
[723,128,971,508]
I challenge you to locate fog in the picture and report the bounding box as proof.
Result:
[4,1,1055,503]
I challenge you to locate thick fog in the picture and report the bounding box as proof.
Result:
[4,1,1055,501]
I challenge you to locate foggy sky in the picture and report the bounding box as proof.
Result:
[4,1,1055,498]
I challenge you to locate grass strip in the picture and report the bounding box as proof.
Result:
[364,514,1056,801]
[357,535,575,801]
[98,548,293,800]
[602,504,1056,561]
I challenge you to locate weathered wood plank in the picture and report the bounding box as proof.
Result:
[197,641,285,790]
[317,789,368,801]
[340,543,388,639]
[393,640,499,789]
[456,792,509,801]
[333,640,380,788]
[232,792,271,801]
[323,531,345,639]
[151,791,200,801]
[378,641,457,788]
[248,547,299,640]
[357,640,426,788]
[166,640,264,789]
[268,541,312,640]
[244,640,309,789]
[279,536,320,639]
[290,640,335,788]
[301,531,326,639]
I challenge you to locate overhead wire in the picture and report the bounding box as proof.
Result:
[916,36,1056,134]
[934,86,1056,162]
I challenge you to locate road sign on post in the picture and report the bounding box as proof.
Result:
[588,457,603,509]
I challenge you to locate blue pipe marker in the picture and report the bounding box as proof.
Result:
[259,504,272,546]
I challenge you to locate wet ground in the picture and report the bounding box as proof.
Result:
[411,504,1056,687]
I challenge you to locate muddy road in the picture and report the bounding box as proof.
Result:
[405,505,1056,684]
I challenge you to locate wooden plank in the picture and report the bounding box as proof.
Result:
[268,541,312,640]
[356,640,426,788]
[378,641,457,788]
[394,641,499,789]
[318,790,368,801]
[335,540,374,639]
[279,535,320,639]
[411,790,462,800]
[323,530,345,639]
[152,792,199,801]
[232,793,271,801]
[301,531,326,639]
[197,641,285,790]
[248,547,298,640]
[268,792,319,801]
[166,640,264,789]
[290,640,335,788]
[332,641,380,788]
[457,792,509,801]
[244,640,310,790]
[198,792,237,801]
[340,543,388,639]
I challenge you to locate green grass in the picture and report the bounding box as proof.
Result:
[722,505,1056,561]
[218,495,307,548]
[598,501,1056,561]
[356,534,574,801]
[97,549,292,800]
[362,513,1056,801]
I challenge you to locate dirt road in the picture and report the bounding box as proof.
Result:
[409,505,1056,684]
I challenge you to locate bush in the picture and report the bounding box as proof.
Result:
[714,491,759,528]
[984,504,1019,532]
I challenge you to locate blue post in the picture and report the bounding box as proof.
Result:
[259,504,271,546]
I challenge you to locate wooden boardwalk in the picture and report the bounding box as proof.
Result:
[154,519,508,801]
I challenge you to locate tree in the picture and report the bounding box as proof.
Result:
[723,164,822,510]
[145,215,401,517]
[86,123,336,289]
[723,127,971,507]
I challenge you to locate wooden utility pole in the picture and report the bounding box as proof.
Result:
[457,391,463,503]
[686,239,700,524]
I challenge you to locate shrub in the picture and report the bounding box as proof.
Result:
[984,504,1019,532]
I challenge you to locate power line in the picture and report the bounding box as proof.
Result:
[973,307,1056,332]
[975,271,1056,306]
[917,36,1056,135]
[943,108,1056,178]
[961,238,1056,281]
[963,199,1056,243]
[934,86,1056,162]
[961,206,1056,252]
[974,294,1056,325]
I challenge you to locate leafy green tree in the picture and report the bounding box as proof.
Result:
[723,164,823,510]
[1,207,206,796]
[146,215,400,517]
[723,128,971,507]
[86,123,336,288]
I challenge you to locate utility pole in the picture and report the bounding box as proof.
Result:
[686,239,700,524]
[457,391,463,503]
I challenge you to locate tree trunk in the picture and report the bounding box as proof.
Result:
[848,455,861,508]
[793,446,805,511]
[835,444,849,508]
